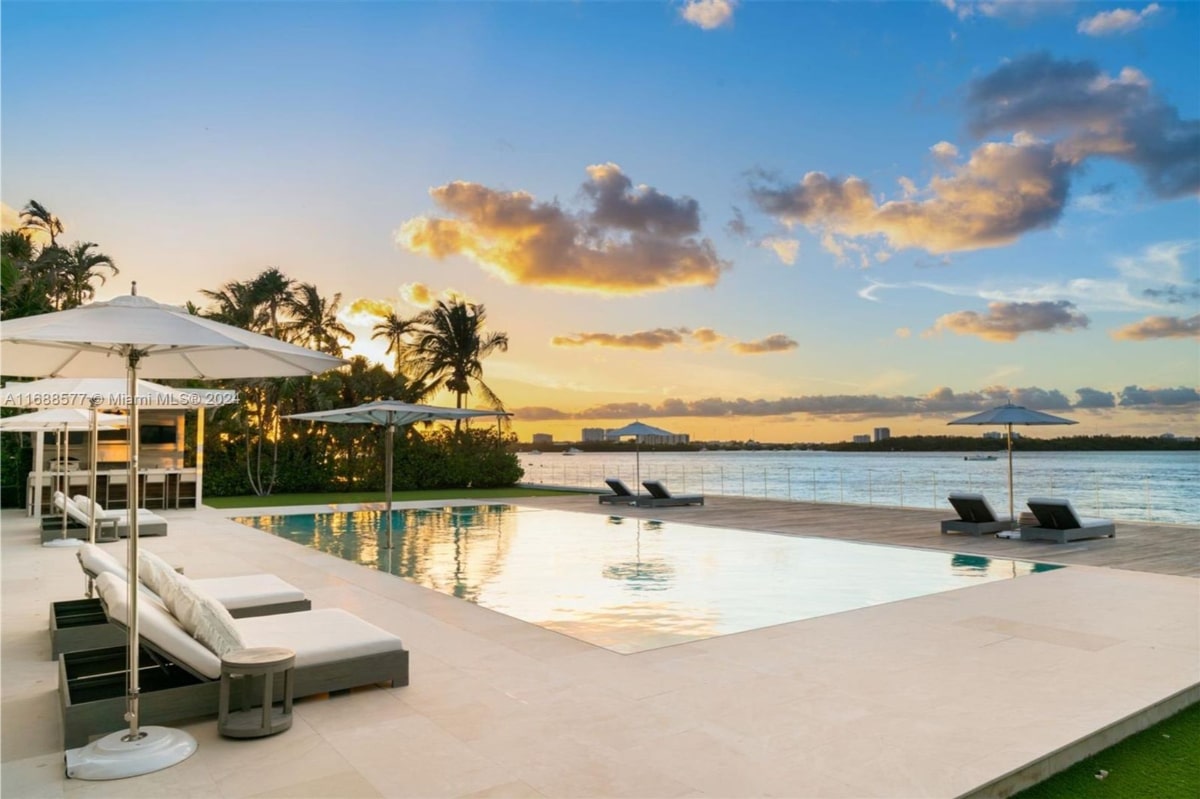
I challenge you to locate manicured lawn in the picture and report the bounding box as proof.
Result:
[1015,701,1199,798]
[203,486,581,508]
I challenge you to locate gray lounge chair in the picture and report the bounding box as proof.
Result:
[59,572,408,748]
[52,544,313,659]
[940,492,1013,536]
[599,477,638,505]
[1021,497,1116,543]
[641,480,704,507]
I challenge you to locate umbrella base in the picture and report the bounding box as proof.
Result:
[65,725,197,780]
[43,538,85,548]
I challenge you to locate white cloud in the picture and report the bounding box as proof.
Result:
[1113,240,1196,286]
[1078,4,1161,36]
[930,141,960,161]
[680,0,737,30]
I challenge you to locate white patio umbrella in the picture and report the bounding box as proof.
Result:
[0,288,344,780]
[0,408,126,546]
[948,403,1077,531]
[1,377,239,518]
[607,420,674,495]
[285,400,510,548]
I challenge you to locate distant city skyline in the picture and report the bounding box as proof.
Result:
[2,1,1197,443]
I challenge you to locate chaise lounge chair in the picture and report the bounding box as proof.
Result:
[940,492,1014,536]
[51,543,313,659]
[50,492,168,542]
[59,571,409,747]
[641,480,704,507]
[1020,497,1117,543]
[599,477,638,505]
[71,493,168,538]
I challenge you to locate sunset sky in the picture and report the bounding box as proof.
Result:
[3,1,1197,443]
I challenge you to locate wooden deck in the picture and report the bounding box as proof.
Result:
[518,493,1200,578]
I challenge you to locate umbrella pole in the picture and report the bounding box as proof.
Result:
[384,422,394,549]
[65,348,198,781]
[60,427,67,540]
[1007,423,1016,530]
[125,354,144,739]
[87,407,99,596]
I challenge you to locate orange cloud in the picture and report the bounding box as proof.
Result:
[345,298,394,320]
[692,327,724,346]
[397,164,728,295]
[730,334,798,354]
[1111,314,1200,340]
[928,300,1090,342]
[751,134,1072,256]
[552,328,688,350]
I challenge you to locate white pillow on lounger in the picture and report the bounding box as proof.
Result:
[170,580,245,657]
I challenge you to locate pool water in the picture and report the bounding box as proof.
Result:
[233,504,1062,654]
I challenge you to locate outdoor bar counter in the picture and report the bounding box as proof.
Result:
[27,468,198,515]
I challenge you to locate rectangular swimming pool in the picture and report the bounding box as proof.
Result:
[234,504,1061,653]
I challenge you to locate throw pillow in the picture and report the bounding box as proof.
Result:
[170,580,245,657]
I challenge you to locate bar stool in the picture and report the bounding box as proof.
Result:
[142,471,167,509]
[105,472,128,510]
[218,647,295,738]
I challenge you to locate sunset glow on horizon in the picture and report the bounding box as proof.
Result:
[2,1,1197,444]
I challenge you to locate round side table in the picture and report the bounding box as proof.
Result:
[218,646,295,738]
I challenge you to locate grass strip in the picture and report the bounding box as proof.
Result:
[204,487,580,508]
[1014,701,1199,798]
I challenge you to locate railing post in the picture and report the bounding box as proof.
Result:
[741,467,745,497]
[787,467,792,501]
[812,468,817,503]
[899,471,904,507]
[839,469,844,504]
[867,469,873,505]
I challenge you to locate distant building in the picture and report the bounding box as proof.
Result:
[581,427,606,442]
[640,433,690,445]
[873,427,890,442]
[531,433,553,446]
[982,431,1020,440]
[852,434,871,444]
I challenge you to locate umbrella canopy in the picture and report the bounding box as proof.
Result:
[0,377,237,409]
[0,289,344,780]
[285,400,510,547]
[948,403,1077,529]
[0,407,127,430]
[607,421,675,494]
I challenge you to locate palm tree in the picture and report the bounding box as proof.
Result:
[405,300,509,419]
[250,267,293,338]
[20,200,64,247]
[371,312,418,375]
[58,241,119,307]
[1,230,52,319]
[199,279,261,330]
[281,282,355,356]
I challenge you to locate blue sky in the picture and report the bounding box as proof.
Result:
[3,1,1197,442]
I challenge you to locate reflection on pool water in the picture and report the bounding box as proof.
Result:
[233,504,1063,654]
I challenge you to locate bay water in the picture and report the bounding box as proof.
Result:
[518,449,1199,525]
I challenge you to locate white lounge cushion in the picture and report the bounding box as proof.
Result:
[94,572,222,679]
[72,494,167,527]
[194,575,307,611]
[79,543,307,613]
[78,542,129,582]
[237,609,405,670]
[94,573,404,680]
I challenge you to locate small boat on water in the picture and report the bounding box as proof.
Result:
[563,447,583,455]
[964,454,998,461]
